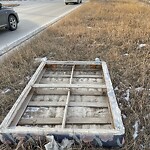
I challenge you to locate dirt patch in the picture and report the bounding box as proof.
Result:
[0,0,149,149]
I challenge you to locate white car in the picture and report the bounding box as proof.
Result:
[65,0,82,5]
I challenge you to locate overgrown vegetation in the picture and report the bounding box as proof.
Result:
[0,0,149,149]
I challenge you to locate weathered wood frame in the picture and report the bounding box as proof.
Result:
[0,60,125,147]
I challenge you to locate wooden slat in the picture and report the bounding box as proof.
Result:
[31,95,108,103]
[19,118,62,125]
[46,69,101,71]
[10,90,34,126]
[19,116,111,125]
[0,61,46,128]
[102,61,124,130]
[43,74,103,78]
[33,84,106,89]
[11,66,46,126]
[39,78,104,84]
[35,88,68,95]
[46,61,102,65]
[29,101,66,107]
[39,79,69,84]
[67,117,111,124]
[28,101,108,108]
[35,88,106,96]
[62,65,75,128]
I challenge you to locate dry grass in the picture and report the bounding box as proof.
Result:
[0,0,150,149]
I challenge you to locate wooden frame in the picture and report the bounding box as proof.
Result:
[0,60,125,147]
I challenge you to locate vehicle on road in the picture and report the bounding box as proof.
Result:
[64,0,82,5]
[0,3,19,31]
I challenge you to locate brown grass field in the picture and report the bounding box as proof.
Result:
[0,0,149,149]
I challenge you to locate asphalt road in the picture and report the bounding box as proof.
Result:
[0,0,82,56]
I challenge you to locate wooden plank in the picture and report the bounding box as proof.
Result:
[29,101,66,107]
[62,65,75,128]
[31,95,108,102]
[34,88,68,95]
[28,101,108,108]
[39,78,104,85]
[19,118,62,125]
[46,68,101,72]
[67,117,111,124]
[62,90,70,128]
[45,64,102,70]
[10,90,34,126]
[46,61,102,65]
[102,61,124,131]
[19,116,111,125]
[0,61,46,128]
[43,74,103,78]
[33,83,107,89]
[34,88,106,96]
[39,78,69,84]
